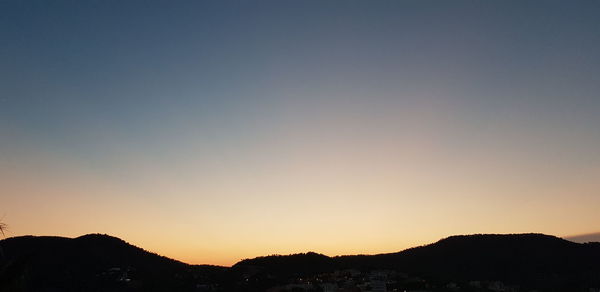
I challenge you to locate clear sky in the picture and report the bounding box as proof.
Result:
[1,0,599,266]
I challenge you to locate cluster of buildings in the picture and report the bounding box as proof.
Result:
[265,269,422,292]
[263,269,523,292]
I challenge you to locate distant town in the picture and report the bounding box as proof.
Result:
[238,268,521,292]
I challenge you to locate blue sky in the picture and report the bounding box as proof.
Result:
[2,0,600,265]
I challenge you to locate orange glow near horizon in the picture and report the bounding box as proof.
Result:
[3,129,599,266]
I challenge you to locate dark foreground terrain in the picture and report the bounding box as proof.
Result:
[1,233,599,292]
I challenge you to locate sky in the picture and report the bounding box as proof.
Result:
[1,0,600,266]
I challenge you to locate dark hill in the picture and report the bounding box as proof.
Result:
[235,234,600,291]
[233,251,333,278]
[0,234,216,292]
[366,234,600,288]
[234,252,331,271]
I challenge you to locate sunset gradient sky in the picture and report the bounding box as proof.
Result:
[1,0,600,266]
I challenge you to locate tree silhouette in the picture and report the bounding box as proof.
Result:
[0,220,5,258]
[0,221,6,236]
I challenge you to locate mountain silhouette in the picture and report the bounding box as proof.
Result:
[0,234,224,292]
[234,234,600,291]
[2,233,599,291]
